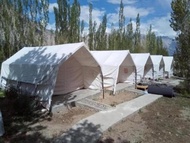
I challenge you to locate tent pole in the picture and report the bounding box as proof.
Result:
[100,68,105,99]
[101,74,105,99]
[135,67,137,89]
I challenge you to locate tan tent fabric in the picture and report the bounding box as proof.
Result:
[91,50,135,93]
[1,42,103,108]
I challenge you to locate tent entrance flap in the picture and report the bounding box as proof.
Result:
[118,66,136,83]
[54,56,83,95]
[82,66,102,90]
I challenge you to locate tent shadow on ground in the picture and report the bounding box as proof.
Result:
[0,97,54,143]
[51,92,76,106]
[54,120,102,143]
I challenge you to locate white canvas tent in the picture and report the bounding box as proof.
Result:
[1,42,103,108]
[163,56,174,78]
[150,55,165,79]
[91,50,135,93]
[131,53,153,82]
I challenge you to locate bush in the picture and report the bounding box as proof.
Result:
[3,86,39,116]
[173,80,190,97]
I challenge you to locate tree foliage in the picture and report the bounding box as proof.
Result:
[54,0,81,44]
[0,0,49,62]
[86,0,168,54]
[134,13,141,52]
[0,0,170,64]
[145,25,168,55]
[170,0,190,93]
[88,2,93,50]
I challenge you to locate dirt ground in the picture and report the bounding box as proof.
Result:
[94,90,141,106]
[100,96,190,143]
[2,87,190,143]
[1,105,96,143]
[0,90,142,143]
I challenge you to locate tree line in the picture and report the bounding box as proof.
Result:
[0,0,49,63]
[0,0,168,65]
[170,0,190,94]
[53,0,168,55]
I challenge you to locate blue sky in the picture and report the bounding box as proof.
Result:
[48,0,176,38]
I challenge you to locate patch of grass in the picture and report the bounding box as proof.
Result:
[0,86,52,142]
[0,90,5,98]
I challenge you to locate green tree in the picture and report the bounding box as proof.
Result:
[69,0,80,42]
[96,14,107,50]
[0,0,49,62]
[134,13,141,52]
[118,0,125,50]
[54,0,69,43]
[126,18,134,51]
[170,0,190,93]
[54,0,81,44]
[92,21,97,50]
[88,3,93,50]
[108,23,116,50]
[146,25,157,54]
[119,0,125,34]
[80,20,84,41]
[155,36,167,55]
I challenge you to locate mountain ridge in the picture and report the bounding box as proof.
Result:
[161,36,176,56]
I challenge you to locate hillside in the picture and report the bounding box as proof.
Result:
[161,36,176,56]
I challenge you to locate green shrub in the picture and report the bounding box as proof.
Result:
[3,86,39,116]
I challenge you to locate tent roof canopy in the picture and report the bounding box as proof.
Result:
[4,42,98,67]
[91,50,134,67]
[150,55,164,66]
[163,56,174,71]
[131,53,153,66]
[1,42,100,84]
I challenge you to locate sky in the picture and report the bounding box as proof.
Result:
[47,0,176,38]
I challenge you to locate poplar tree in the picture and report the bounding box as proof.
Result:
[54,0,69,44]
[69,0,80,42]
[88,3,93,50]
[54,0,81,44]
[96,14,107,50]
[108,23,116,50]
[0,0,49,62]
[80,20,84,41]
[92,21,97,50]
[126,18,134,51]
[146,25,157,54]
[119,0,125,34]
[118,0,125,50]
[134,13,141,52]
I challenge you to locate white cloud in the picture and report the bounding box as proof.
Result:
[108,6,154,24]
[157,0,172,9]
[124,6,154,18]
[80,5,105,26]
[87,0,99,2]
[107,13,118,24]
[141,13,176,38]
[49,3,58,13]
[106,13,176,38]
[107,0,137,5]
[47,23,56,30]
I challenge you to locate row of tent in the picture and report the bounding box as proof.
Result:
[0,42,174,108]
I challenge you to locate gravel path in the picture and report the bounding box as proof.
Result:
[76,98,112,111]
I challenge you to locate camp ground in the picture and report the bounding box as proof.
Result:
[0,42,103,108]
[91,50,136,94]
[131,53,153,82]
[150,55,165,80]
[163,56,174,78]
